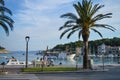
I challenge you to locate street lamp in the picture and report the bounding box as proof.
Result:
[25,36,30,68]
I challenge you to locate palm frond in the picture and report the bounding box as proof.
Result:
[82,0,92,15]
[63,20,76,26]
[0,6,12,15]
[72,25,81,30]
[0,15,14,31]
[91,28,103,38]
[0,7,12,15]
[59,24,76,31]
[67,29,79,39]
[93,24,115,32]
[78,30,82,39]
[92,13,112,22]
[73,2,84,19]
[89,4,104,18]
[0,21,9,36]
[0,18,14,30]
[60,13,78,20]
[0,0,14,36]
[0,15,14,23]
[0,0,4,6]
[60,28,72,39]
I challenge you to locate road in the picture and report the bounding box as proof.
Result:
[0,66,120,80]
[35,66,120,80]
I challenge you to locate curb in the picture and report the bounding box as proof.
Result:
[21,69,109,74]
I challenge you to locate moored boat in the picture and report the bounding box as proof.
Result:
[67,54,76,62]
[67,54,76,59]
[6,58,32,65]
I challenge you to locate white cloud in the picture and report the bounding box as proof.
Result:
[7,0,73,50]
[24,0,71,11]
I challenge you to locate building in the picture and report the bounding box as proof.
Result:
[97,43,106,54]
[97,43,120,57]
[106,46,120,56]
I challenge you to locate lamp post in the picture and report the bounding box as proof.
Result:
[25,36,30,68]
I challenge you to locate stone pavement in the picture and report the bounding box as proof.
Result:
[0,64,120,80]
[0,74,39,80]
[0,65,39,80]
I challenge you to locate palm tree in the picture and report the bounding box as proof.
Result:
[0,0,14,36]
[59,0,115,69]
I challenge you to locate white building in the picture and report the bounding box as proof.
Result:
[97,43,106,54]
[98,43,120,57]
[106,46,120,56]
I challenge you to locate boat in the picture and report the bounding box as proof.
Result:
[35,50,43,55]
[67,54,76,62]
[6,58,32,65]
[67,54,75,59]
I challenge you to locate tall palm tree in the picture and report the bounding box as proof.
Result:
[0,0,14,36]
[59,0,115,69]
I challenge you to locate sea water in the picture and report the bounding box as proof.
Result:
[0,51,120,66]
[0,51,39,64]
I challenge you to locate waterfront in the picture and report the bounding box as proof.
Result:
[0,65,120,80]
[0,51,120,80]
[0,51,120,66]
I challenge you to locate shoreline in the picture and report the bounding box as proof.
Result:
[0,63,120,68]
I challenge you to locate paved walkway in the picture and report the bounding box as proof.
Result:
[0,64,120,80]
[0,74,39,80]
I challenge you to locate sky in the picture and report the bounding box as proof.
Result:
[0,0,120,51]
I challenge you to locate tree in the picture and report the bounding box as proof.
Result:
[59,0,115,69]
[0,0,14,36]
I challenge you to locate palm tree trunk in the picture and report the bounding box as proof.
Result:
[82,29,90,69]
[83,41,89,69]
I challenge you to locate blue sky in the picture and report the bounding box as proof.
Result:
[0,0,120,51]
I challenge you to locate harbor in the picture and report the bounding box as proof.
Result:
[0,51,120,67]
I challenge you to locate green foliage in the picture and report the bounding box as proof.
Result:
[0,46,5,49]
[22,67,76,72]
[52,37,120,54]
[52,40,83,53]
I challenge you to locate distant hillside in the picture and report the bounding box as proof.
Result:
[0,49,10,53]
[0,46,10,53]
[51,37,120,54]
[0,46,5,50]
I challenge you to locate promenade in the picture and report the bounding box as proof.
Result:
[0,64,120,80]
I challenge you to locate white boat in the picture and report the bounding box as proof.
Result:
[67,54,75,59]
[88,54,96,57]
[6,58,32,65]
[67,54,76,62]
